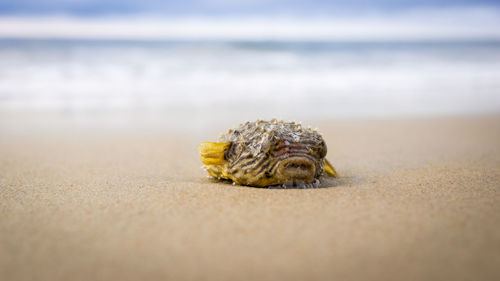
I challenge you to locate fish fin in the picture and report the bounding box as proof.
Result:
[324,158,339,178]
[198,142,231,165]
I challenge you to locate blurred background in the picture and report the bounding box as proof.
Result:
[0,0,500,134]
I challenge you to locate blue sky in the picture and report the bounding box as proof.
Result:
[1,0,499,16]
[1,1,499,40]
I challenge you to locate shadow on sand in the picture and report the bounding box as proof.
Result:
[205,175,361,189]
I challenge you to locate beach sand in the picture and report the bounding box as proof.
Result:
[1,116,499,281]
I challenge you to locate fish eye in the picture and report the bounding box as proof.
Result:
[318,143,327,158]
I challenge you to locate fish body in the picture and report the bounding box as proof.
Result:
[198,119,338,188]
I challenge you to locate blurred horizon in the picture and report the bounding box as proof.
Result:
[1,1,499,134]
[0,1,500,41]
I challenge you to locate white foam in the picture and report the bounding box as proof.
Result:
[0,40,499,133]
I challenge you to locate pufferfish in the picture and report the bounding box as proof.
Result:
[198,119,339,188]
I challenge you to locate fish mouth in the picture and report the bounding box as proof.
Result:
[276,156,316,184]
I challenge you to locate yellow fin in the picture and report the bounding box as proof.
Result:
[198,142,231,165]
[324,158,339,178]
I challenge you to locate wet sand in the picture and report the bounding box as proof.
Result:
[1,116,499,281]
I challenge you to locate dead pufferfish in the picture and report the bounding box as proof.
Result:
[198,119,339,188]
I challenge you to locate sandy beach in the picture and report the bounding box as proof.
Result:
[1,115,499,281]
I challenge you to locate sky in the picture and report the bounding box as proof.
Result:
[0,0,499,40]
[1,0,499,16]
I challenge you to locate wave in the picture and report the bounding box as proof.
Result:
[0,39,499,123]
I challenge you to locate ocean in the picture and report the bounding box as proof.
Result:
[1,39,499,132]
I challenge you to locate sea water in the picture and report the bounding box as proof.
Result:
[1,39,499,132]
